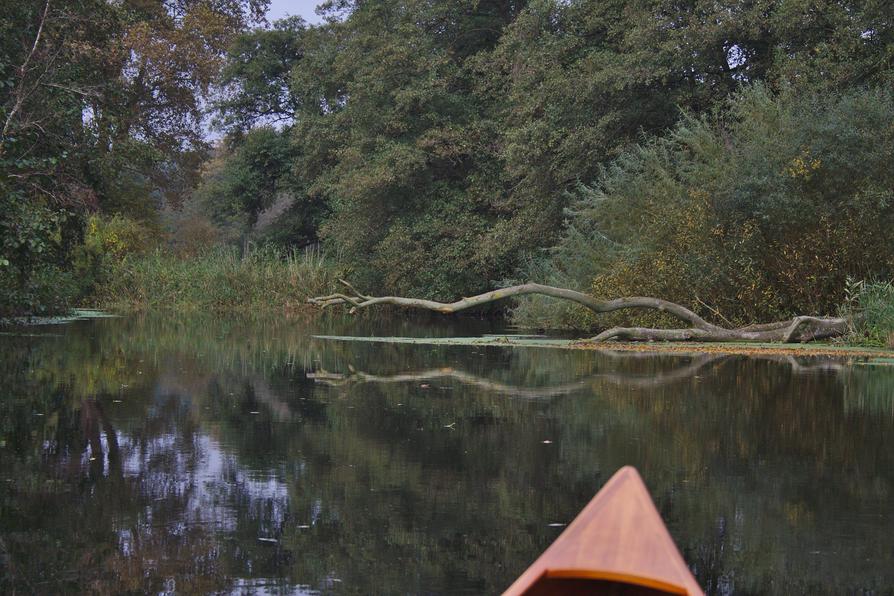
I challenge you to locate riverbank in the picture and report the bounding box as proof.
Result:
[570,340,894,360]
[28,239,890,353]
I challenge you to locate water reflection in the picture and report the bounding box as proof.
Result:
[0,313,892,594]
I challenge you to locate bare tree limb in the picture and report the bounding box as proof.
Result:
[309,282,848,344]
[41,82,101,98]
[1,0,51,142]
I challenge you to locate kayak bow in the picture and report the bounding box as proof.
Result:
[504,466,704,596]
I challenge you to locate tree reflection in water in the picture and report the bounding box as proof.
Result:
[0,313,892,594]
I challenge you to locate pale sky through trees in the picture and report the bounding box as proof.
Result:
[266,0,324,24]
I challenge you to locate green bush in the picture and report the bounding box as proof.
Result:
[514,85,894,331]
[71,214,156,294]
[0,194,81,317]
[0,264,79,317]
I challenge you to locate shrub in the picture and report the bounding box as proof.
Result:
[0,195,81,317]
[164,211,225,258]
[71,214,155,295]
[0,264,79,317]
[514,85,894,331]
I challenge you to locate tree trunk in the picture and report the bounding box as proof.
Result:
[308,281,848,343]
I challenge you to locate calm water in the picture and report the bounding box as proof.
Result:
[0,313,892,595]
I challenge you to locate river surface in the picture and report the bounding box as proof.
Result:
[0,313,892,595]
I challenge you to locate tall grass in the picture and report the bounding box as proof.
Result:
[94,244,340,312]
[840,279,894,348]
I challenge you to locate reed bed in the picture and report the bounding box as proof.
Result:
[841,280,894,348]
[95,244,339,312]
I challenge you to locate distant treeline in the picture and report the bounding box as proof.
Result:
[2,1,893,334]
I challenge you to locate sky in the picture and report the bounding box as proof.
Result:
[266,0,324,25]
[203,0,322,140]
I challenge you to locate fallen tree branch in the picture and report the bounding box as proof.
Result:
[308,281,848,343]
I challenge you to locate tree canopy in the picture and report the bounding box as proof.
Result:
[2,0,893,322]
[0,0,268,314]
[208,0,893,308]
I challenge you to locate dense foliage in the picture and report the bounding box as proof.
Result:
[514,86,894,329]
[210,0,894,314]
[3,0,893,333]
[1,0,268,316]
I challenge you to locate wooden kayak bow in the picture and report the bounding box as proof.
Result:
[503,466,704,596]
